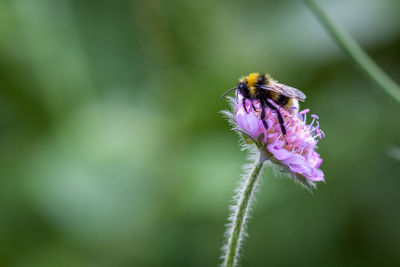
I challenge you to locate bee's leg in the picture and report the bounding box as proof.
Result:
[265,100,287,135]
[251,101,257,112]
[260,100,269,131]
[242,98,248,113]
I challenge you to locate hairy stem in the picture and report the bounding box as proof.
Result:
[223,158,265,267]
[303,0,400,106]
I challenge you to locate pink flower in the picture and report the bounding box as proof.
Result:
[234,94,324,186]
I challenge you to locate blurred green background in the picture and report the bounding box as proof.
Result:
[1,0,400,266]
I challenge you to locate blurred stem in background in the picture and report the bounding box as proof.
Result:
[303,0,400,106]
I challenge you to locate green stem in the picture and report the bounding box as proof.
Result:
[303,0,400,106]
[223,159,265,267]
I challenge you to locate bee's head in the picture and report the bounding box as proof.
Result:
[238,73,268,97]
[221,73,270,100]
[235,78,247,97]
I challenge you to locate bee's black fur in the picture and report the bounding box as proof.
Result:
[257,75,266,85]
[277,95,289,106]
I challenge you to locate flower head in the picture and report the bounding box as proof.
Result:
[227,93,324,189]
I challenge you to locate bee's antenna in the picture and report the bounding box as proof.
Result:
[220,87,237,100]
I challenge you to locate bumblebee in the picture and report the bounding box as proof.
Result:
[221,73,306,135]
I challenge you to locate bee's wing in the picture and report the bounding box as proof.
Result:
[260,81,306,102]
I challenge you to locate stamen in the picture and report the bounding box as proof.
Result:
[311,114,319,120]
[274,133,282,147]
[308,121,320,133]
[299,145,306,155]
[293,145,303,153]
[313,132,323,139]
[299,109,310,115]
[307,117,316,131]
[303,112,307,123]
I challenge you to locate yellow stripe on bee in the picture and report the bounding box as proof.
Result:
[285,98,293,109]
[249,86,256,96]
[270,92,279,101]
[247,73,259,87]
[247,73,260,96]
